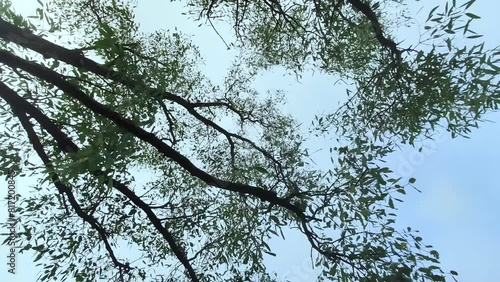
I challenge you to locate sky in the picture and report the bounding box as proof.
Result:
[1,0,499,281]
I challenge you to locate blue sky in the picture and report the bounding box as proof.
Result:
[1,0,499,281]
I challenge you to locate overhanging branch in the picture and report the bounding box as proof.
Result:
[0,17,283,178]
[0,48,307,220]
[346,0,401,61]
[6,95,131,275]
[0,81,200,282]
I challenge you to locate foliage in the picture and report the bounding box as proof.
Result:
[0,0,498,281]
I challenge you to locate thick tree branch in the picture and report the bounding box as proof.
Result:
[0,48,307,220]
[0,17,281,176]
[346,0,401,61]
[0,80,79,153]
[0,81,200,282]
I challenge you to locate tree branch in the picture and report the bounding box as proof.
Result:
[346,0,401,62]
[0,81,200,282]
[5,92,131,275]
[0,48,307,221]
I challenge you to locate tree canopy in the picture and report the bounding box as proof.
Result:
[0,0,498,281]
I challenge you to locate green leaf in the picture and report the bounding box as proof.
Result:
[252,165,268,174]
[94,38,114,49]
[388,198,394,209]
[33,252,44,262]
[427,6,439,22]
[467,34,483,39]
[461,0,476,10]
[465,12,480,19]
